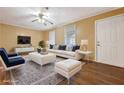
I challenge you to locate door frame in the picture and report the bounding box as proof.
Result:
[95,13,124,62]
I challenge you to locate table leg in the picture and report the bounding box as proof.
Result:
[67,78,70,85]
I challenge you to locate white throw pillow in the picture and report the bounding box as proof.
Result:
[66,45,73,51]
[53,44,59,50]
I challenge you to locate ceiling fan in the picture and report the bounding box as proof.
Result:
[32,7,54,26]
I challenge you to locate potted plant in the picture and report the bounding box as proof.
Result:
[37,46,41,53]
[37,40,46,53]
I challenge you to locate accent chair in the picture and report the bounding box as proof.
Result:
[0,48,25,71]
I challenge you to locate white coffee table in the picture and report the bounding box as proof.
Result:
[29,52,56,66]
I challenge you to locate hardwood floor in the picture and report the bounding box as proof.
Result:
[58,62,124,85]
[0,63,11,85]
[0,60,124,85]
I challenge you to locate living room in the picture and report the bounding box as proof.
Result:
[0,7,124,85]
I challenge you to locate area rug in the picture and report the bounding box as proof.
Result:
[10,57,66,85]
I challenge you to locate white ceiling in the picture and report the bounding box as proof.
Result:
[0,7,118,31]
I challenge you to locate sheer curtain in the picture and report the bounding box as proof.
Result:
[64,24,76,45]
[49,31,55,45]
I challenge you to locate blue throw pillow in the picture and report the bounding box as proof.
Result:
[72,45,80,51]
[50,44,54,49]
[58,45,66,50]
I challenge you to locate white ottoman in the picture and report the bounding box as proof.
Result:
[55,59,83,84]
[29,52,56,66]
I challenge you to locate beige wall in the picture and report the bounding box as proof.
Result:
[0,24,45,52]
[55,27,64,44]
[42,31,49,41]
[45,8,124,60]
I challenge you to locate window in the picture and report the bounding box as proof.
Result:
[64,24,76,45]
[49,31,55,45]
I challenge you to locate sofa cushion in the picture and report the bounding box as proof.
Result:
[72,45,80,51]
[58,45,66,50]
[55,59,81,72]
[48,49,75,57]
[53,44,59,50]
[48,49,58,53]
[8,56,25,67]
[59,50,75,57]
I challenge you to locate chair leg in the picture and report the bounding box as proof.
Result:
[0,67,3,69]
[0,68,7,84]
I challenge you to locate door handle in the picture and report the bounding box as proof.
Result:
[97,44,101,46]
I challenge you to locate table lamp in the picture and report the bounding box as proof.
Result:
[80,40,88,51]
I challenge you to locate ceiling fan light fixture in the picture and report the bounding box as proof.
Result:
[35,11,40,17]
[31,7,54,26]
[42,19,45,23]
[43,13,50,18]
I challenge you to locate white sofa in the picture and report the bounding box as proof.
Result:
[48,49,82,60]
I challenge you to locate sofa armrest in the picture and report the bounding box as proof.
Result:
[74,50,82,60]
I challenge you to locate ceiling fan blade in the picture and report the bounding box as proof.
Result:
[43,23,47,26]
[32,19,38,22]
[43,18,54,25]
[47,20,54,25]
[31,14,38,17]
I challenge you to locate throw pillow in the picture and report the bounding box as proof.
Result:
[66,45,73,51]
[53,44,59,50]
[49,44,54,49]
[72,45,80,51]
[58,45,66,50]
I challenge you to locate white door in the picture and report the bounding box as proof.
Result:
[96,14,124,68]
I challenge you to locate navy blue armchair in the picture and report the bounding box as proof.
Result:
[8,53,18,57]
[0,48,25,70]
[1,48,19,57]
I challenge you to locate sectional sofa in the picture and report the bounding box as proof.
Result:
[48,45,82,60]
